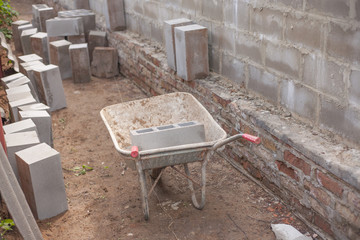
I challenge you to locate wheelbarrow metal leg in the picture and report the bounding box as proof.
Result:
[135,159,149,220]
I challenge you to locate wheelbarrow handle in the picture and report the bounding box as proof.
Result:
[212,132,261,151]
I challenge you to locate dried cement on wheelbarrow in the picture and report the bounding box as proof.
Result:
[100,92,226,151]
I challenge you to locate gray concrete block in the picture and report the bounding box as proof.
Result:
[20,60,45,76]
[221,54,246,85]
[30,32,49,64]
[19,111,52,147]
[68,34,86,44]
[1,73,25,88]
[6,84,30,96]
[17,24,35,53]
[21,61,45,102]
[164,18,193,71]
[130,121,205,151]
[46,17,84,37]
[91,47,118,78]
[175,24,209,81]
[88,31,107,61]
[7,91,33,102]
[18,54,43,63]
[58,10,95,41]
[74,0,90,9]
[32,64,67,111]
[6,76,31,89]
[38,8,56,32]
[9,96,37,122]
[350,70,360,106]
[3,119,37,134]
[69,43,91,83]
[5,131,40,180]
[15,143,68,220]
[32,4,48,30]
[49,40,72,80]
[252,7,283,40]
[11,20,30,52]
[18,103,50,114]
[104,0,126,31]
[20,28,38,55]
[306,0,349,18]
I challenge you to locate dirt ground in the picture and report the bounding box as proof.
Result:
[0,1,318,239]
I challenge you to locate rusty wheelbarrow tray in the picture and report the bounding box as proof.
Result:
[100,92,260,220]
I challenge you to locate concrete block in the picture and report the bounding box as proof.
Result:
[91,47,118,78]
[20,28,38,55]
[104,0,126,31]
[9,96,37,122]
[18,54,43,63]
[46,17,84,37]
[280,80,317,121]
[15,143,68,220]
[20,60,45,76]
[130,121,205,151]
[223,0,249,30]
[265,41,300,78]
[17,24,35,53]
[11,20,30,52]
[20,61,45,102]
[6,84,30,96]
[252,7,283,40]
[49,40,72,80]
[19,111,52,147]
[58,10,95,41]
[350,70,360,106]
[32,64,67,111]
[18,103,50,114]
[327,22,360,63]
[38,8,56,32]
[144,1,159,20]
[3,119,37,134]
[306,0,349,18]
[74,0,90,9]
[175,24,209,81]
[235,33,262,64]
[30,32,49,64]
[67,34,86,44]
[6,76,30,89]
[7,91,33,102]
[69,43,91,83]
[5,131,40,180]
[248,65,279,104]
[32,4,48,30]
[202,0,223,22]
[88,31,107,61]
[1,73,25,88]
[221,54,245,85]
[164,18,193,70]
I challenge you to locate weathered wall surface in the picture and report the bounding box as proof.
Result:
[92,0,360,146]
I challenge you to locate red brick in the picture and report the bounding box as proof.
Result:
[262,137,277,152]
[284,150,311,176]
[291,197,313,222]
[316,170,344,198]
[242,161,263,180]
[314,213,334,237]
[275,161,299,181]
[212,92,232,108]
[304,180,331,206]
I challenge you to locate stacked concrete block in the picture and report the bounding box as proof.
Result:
[74,0,90,9]
[15,143,68,220]
[1,73,25,88]
[130,121,205,151]
[32,4,48,30]
[6,76,31,89]
[17,24,34,53]
[104,0,126,31]
[88,31,107,61]
[9,96,37,122]
[91,47,118,78]
[5,131,40,180]
[3,119,37,134]
[30,32,49,64]
[58,9,95,41]
[46,17,84,37]
[67,35,86,44]
[11,20,30,52]
[6,84,31,96]
[175,24,209,81]
[49,40,72,80]
[164,18,193,71]
[19,103,50,114]
[19,111,52,147]
[32,64,67,111]
[18,54,43,63]
[38,8,56,32]
[20,60,45,75]
[7,91,33,103]
[69,43,91,83]
[20,28,38,55]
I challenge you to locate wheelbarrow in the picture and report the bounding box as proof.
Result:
[100,92,260,220]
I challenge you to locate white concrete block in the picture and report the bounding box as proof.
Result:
[21,28,38,55]
[7,91,33,102]
[3,119,37,134]
[19,111,52,147]
[46,17,84,37]
[15,143,68,220]
[9,96,37,122]
[18,54,43,63]
[11,20,30,52]
[1,73,25,88]
[130,121,205,151]
[49,40,72,80]
[5,131,40,180]
[32,64,67,111]
[6,76,31,89]
[30,32,49,64]
[32,4,48,30]
[38,8,56,32]
[6,84,31,95]
[18,103,50,114]
[58,9,95,41]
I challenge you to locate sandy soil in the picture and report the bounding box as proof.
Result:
[0,1,318,239]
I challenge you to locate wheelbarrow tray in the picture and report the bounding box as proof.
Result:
[100,92,227,167]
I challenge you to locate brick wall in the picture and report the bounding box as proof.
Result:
[107,31,360,240]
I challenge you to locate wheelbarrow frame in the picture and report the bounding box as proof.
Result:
[100,92,260,220]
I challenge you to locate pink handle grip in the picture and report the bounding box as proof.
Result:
[242,134,261,144]
[131,146,139,158]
